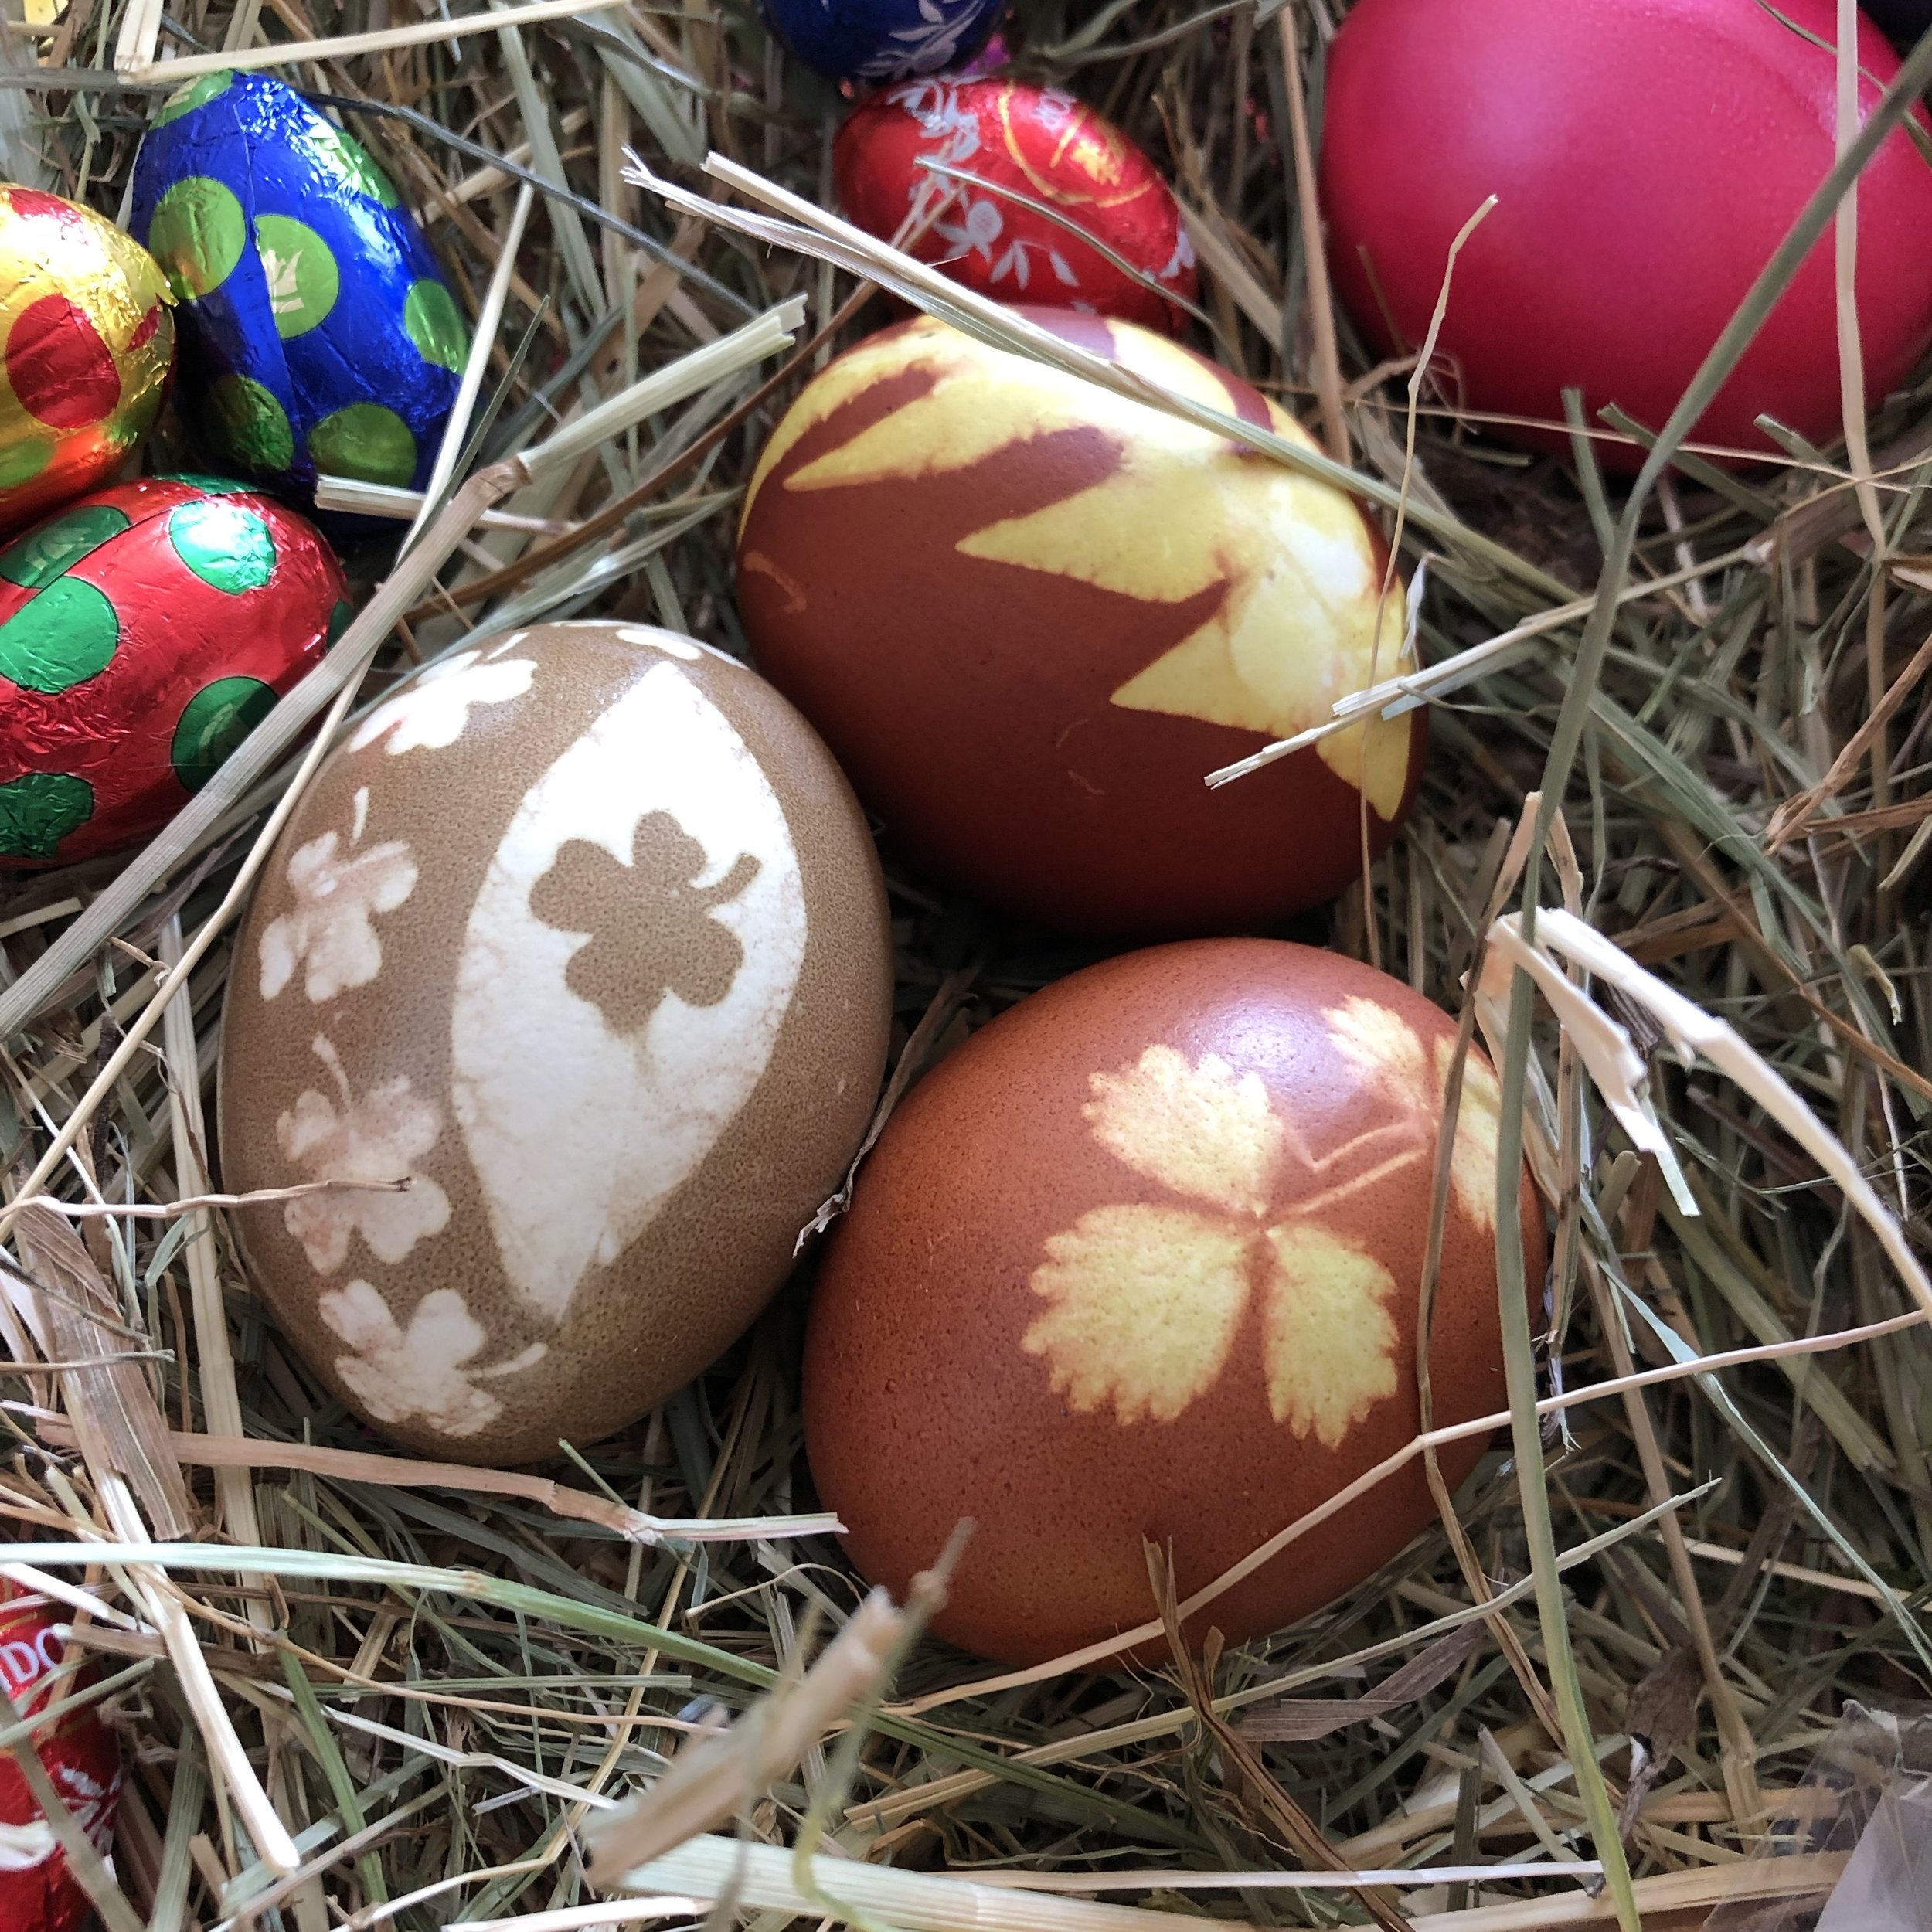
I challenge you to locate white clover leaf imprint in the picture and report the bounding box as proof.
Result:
[277,1037,451,1272]
[318,1281,546,1438]
[258,801,417,1005]
[349,648,536,757]
[1024,1014,1495,1445]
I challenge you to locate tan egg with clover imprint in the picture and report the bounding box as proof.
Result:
[803,939,1543,1665]
[219,621,892,1463]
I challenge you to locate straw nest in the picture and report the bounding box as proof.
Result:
[3,4,1931,1931]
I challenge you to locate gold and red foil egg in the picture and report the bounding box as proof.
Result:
[835,80,1197,334]
[0,189,174,534]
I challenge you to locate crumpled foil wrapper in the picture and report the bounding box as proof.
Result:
[0,1586,121,1932]
[1705,1701,1932,1931]
[834,77,1197,335]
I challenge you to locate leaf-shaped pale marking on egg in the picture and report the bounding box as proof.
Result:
[1324,994,1502,1233]
[257,791,417,1004]
[1025,1204,1250,1423]
[318,1280,546,1438]
[276,1035,451,1272]
[349,646,536,757]
[448,661,808,1325]
[1260,1223,1400,1447]
[1024,1016,1473,1441]
[1082,1043,1282,1216]
[765,326,1412,812]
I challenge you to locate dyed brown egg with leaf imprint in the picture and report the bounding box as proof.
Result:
[804,939,1542,1665]
[219,621,893,1464]
[737,311,1421,934]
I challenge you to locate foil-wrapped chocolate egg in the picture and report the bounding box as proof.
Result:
[0,188,173,535]
[762,0,1004,80]
[0,1584,122,1932]
[737,311,1420,934]
[219,622,893,1464]
[130,71,468,503]
[836,80,1196,332]
[804,939,1543,1665]
[0,476,347,869]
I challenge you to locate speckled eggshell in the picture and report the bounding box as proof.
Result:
[803,940,1542,1665]
[736,311,1421,936]
[219,621,893,1464]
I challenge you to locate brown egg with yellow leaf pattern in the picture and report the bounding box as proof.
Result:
[737,310,1421,935]
[803,939,1542,1665]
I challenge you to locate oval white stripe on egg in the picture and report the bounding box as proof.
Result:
[449,662,808,1323]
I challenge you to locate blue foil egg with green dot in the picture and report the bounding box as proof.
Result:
[131,70,468,505]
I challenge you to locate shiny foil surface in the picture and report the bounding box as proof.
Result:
[129,70,468,503]
[761,0,1003,81]
[0,1586,121,1932]
[0,474,349,868]
[0,187,174,536]
[835,80,1197,332]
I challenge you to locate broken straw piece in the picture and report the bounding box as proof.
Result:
[1479,912,1696,1215]
[1484,906,1932,1323]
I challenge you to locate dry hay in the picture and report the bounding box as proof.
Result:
[2,3,1931,1930]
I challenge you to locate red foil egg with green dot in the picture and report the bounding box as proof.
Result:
[0,187,175,535]
[0,474,348,868]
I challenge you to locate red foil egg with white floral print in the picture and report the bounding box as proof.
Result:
[0,1585,121,1932]
[835,80,1196,334]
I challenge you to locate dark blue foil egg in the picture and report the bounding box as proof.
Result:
[762,0,1003,81]
[1863,0,1932,42]
[130,71,467,504]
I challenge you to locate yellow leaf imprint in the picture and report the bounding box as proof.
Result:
[1024,1205,1250,1423]
[1325,995,1430,1105]
[1083,1045,1281,1217]
[1326,996,1502,1233]
[1444,1039,1502,1234]
[1026,1018,1484,1440]
[1260,1223,1400,1447]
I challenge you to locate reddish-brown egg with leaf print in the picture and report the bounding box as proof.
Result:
[737,311,1420,936]
[803,939,1542,1665]
[219,621,892,1464]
